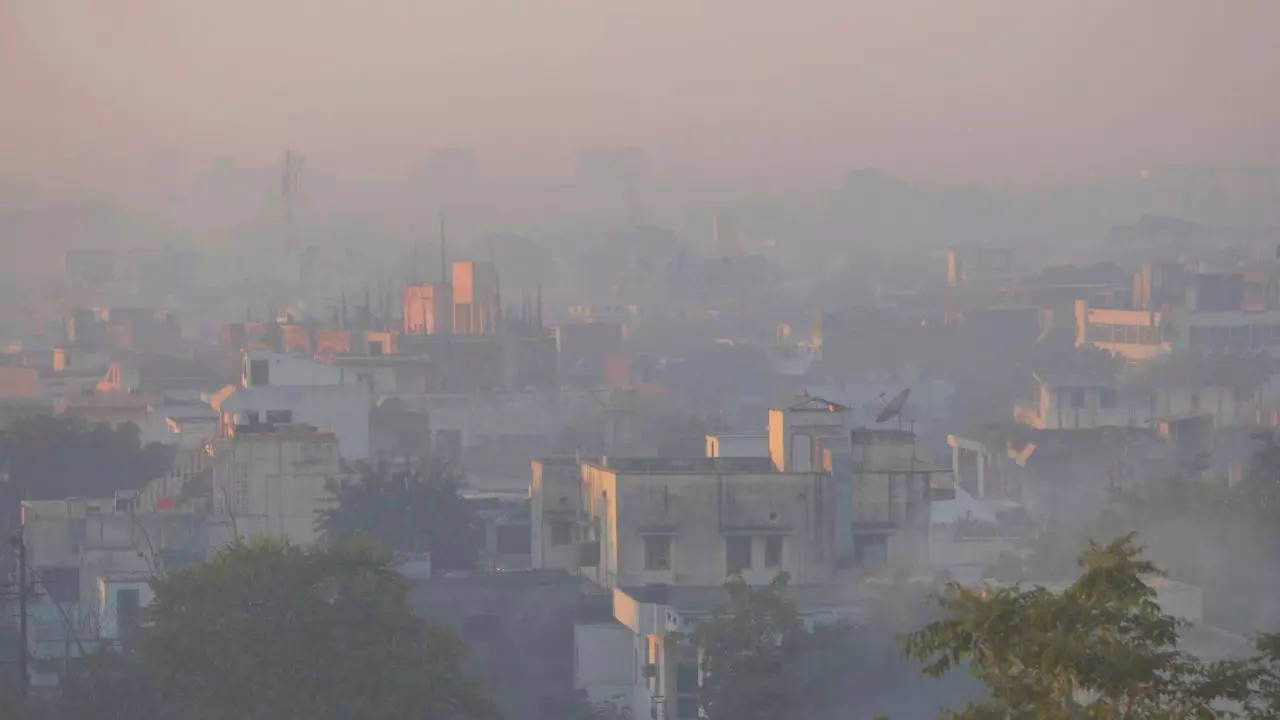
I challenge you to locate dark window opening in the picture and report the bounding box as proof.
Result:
[550,520,572,546]
[726,535,752,573]
[117,588,141,631]
[248,358,269,386]
[765,536,783,568]
[644,536,672,571]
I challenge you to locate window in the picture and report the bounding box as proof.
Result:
[1100,388,1118,409]
[248,358,269,386]
[550,520,572,546]
[765,536,783,569]
[726,536,752,572]
[676,696,700,719]
[853,534,887,566]
[1069,388,1086,409]
[435,429,462,464]
[644,536,672,571]
[117,588,141,631]
[676,663,699,693]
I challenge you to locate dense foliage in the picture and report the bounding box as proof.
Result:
[0,416,173,502]
[905,534,1280,719]
[693,573,859,720]
[319,458,483,572]
[142,538,499,720]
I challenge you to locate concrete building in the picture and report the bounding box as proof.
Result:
[570,456,834,589]
[403,282,452,335]
[0,365,42,397]
[1075,301,1172,362]
[832,428,945,570]
[1014,372,1143,431]
[704,433,767,458]
[208,423,340,547]
[242,349,343,388]
[767,395,850,472]
[557,321,624,385]
[530,457,583,572]
[530,395,953,719]
[946,246,1014,290]
[452,261,499,336]
[213,383,372,460]
[18,492,208,685]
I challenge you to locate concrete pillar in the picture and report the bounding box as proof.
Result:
[976,451,986,499]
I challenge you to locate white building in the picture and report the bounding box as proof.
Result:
[208,423,341,547]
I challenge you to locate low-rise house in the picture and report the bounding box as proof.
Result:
[18,491,207,685]
[207,423,341,547]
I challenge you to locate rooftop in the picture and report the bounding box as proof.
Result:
[587,456,775,474]
[618,583,865,616]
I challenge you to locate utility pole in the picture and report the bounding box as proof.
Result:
[10,532,28,700]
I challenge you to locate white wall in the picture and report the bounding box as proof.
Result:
[574,622,636,710]
[220,384,373,459]
[705,434,767,458]
[242,350,342,387]
[97,579,154,639]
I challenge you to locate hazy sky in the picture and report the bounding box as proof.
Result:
[3,0,1279,194]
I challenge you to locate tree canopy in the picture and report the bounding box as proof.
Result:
[904,534,1280,719]
[318,458,483,572]
[142,538,499,720]
[0,416,174,502]
[693,573,858,720]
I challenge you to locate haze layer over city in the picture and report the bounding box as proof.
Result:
[3,1,1280,718]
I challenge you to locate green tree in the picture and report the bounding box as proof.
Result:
[141,538,499,720]
[319,458,483,571]
[0,415,173,502]
[693,572,857,720]
[903,534,1280,719]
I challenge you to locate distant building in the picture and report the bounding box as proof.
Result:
[1014,371,1138,431]
[947,247,1014,290]
[64,249,119,285]
[1075,301,1171,362]
[704,433,767,458]
[403,282,452,335]
[452,261,499,336]
[557,322,624,384]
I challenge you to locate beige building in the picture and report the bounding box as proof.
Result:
[208,424,340,547]
[580,456,834,589]
[19,492,207,685]
[767,395,850,472]
[532,395,949,720]
[1014,372,1142,431]
[452,261,499,336]
[1075,300,1171,362]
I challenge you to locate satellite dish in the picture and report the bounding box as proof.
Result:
[875,388,910,424]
